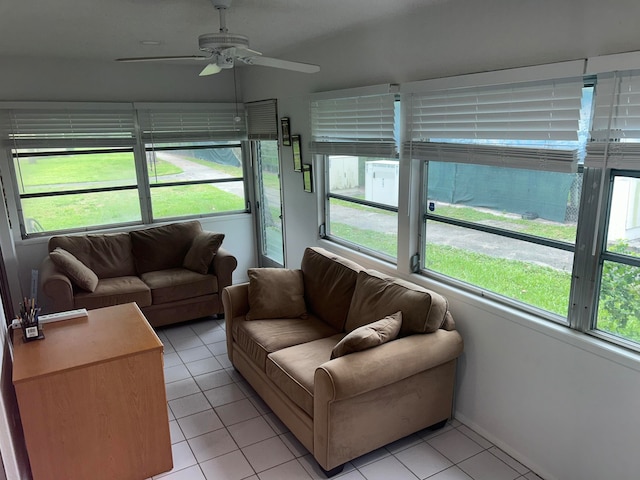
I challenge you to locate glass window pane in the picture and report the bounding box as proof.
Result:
[597,261,640,343]
[427,162,581,244]
[328,155,399,208]
[596,175,640,343]
[328,198,397,257]
[256,140,284,265]
[14,150,137,194]
[605,176,640,255]
[425,220,573,315]
[327,155,398,258]
[151,183,246,219]
[147,145,243,185]
[22,190,141,233]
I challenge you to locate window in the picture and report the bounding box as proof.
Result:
[423,161,581,317]
[597,173,640,342]
[145,142,245,219]
[1,103,247,237]
[326,155,398,258]
[584,69,640,346]
[405,73,589,319]
[14,147,141,234]
[246,99,285,266]
[310,86,399,260]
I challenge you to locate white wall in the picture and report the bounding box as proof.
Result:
[242,1,640,479]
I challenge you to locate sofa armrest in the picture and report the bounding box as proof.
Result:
[40,256,75,313]
[315,329,463,402]
[314,329,462,470]
[222,282,249,318]
[212,247,237,291]
[222,282,249,363]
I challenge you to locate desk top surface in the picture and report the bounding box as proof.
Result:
[13,303,162,383]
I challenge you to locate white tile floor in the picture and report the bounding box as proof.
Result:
[152,317,544,480]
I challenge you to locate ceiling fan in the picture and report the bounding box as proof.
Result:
[116,0,320,76]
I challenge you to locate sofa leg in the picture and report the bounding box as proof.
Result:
[428,419,448,431]
[321,464,344,477]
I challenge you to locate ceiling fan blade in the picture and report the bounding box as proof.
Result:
[199,63,223,76]
[240,56,320,73]
[116,54,212,63]
[239,47,262,57]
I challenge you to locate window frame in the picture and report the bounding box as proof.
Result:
[322,154,400,263]
[417,159,582,325]
[0,102,250,239]
[577,168,640,351]
[9,146,143,236]
[143,141,248,223]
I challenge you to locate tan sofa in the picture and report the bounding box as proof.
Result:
[40,220,237,327]
[222,247,464,475]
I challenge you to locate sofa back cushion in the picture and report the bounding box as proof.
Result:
[130,221,203,274]
[300,247,363,331]
[345,270,451,336]
[49,232,136,279]
[246,268,307,320]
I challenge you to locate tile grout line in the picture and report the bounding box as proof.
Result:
[159,319,538,480]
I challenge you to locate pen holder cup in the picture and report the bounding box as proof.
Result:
[21,308,44,342]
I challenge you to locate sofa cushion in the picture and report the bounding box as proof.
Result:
[247,268,306,320]
[266,334,343,417]
[49,232,136,278]
[130,221,203,274]
[345,270,451,336]
[49,247,99,292]
[141,268,217,305]
[300,247,362,331]
[331,311,402,359]
[183,232,225,274]
[234,315,339,371]
[73,276,152,310]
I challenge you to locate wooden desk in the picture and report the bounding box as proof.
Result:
[13,303,173,480]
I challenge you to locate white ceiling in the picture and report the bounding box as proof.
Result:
[0,0,438,62]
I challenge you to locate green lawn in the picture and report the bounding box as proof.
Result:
[433,205,577,242]
[16,152,180,193]
[426,244,570,315]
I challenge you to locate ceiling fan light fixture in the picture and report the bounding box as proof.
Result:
[199,63,222,76]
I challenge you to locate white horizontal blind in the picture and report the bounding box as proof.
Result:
[586,70,640,170]
[310,93,397,157]
[405,77,583,172]
[137,104,246,142]
[0,106,136,149]
[246,99,278,140]
[405,142,577,172]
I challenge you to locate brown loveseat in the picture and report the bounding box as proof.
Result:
[222,247,464,475]
[40,220,237,327]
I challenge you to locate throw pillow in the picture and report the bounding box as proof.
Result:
[246,268,307,320]
[331,311,402,359]
[49,247,99,292]
[183,232,225,274]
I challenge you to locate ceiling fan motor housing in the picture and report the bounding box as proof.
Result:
[198,33,250,52]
